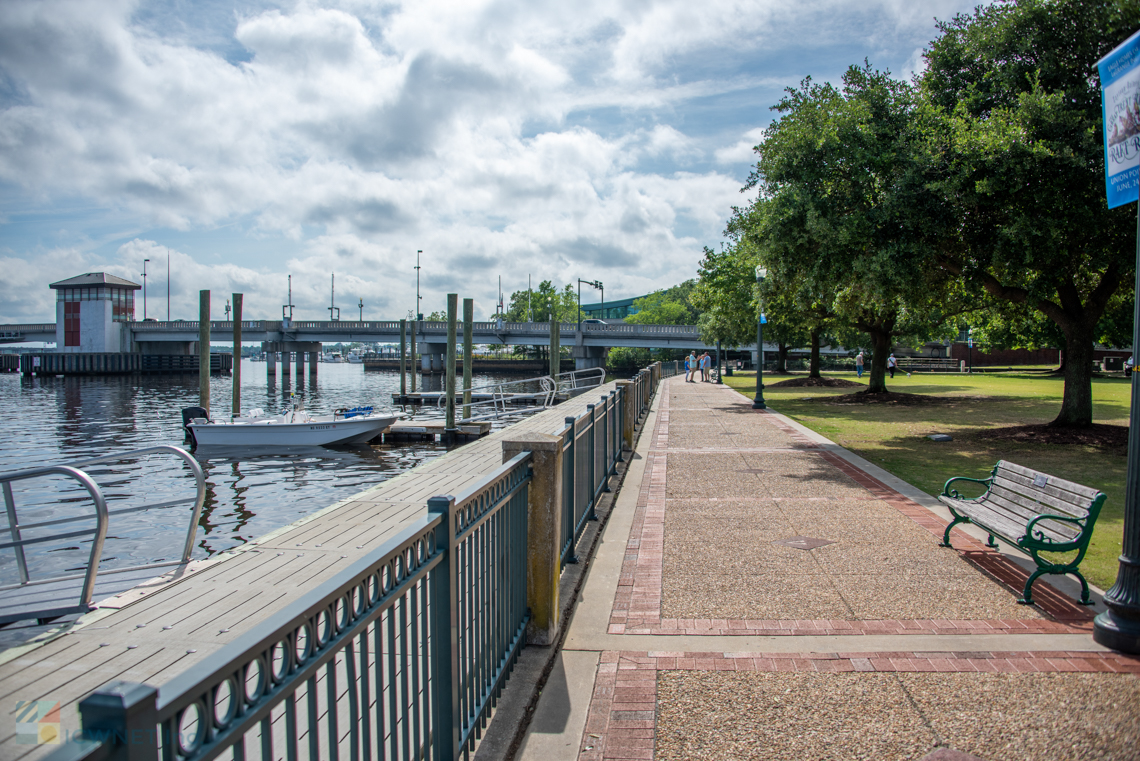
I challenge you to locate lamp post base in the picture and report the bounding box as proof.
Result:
[1093,609,1140,653]
[752,397,766,410]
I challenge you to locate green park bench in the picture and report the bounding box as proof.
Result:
[938,460,1106,606]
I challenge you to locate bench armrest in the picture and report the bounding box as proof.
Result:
[941,475,991,500]
[1024,512,1087,545]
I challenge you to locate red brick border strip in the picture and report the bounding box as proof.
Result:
[579,650,1140,761]
[608,378,1094,637]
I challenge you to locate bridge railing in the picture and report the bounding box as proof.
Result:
[50,452,534,761]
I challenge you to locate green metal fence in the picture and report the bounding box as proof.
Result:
[45,365,664,761]
[48,454,532,761]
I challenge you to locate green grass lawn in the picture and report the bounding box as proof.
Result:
[721,370,1129,590]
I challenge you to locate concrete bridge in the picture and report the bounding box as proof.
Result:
[0,319,733,372]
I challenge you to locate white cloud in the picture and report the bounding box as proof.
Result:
[0,0,978,322]
[714,127,766,165]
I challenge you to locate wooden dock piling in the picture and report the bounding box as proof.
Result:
[199,290,210,414]
[463,298,473,420]
[232,293,242,417]
[446,294,457,432]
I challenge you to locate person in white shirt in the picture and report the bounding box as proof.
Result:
[887,353,898,379]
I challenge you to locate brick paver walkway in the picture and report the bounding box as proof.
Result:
[557,376,1140,761]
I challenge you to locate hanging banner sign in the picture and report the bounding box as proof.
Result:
[1098,29,1140,208]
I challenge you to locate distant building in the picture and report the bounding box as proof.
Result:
[50,273,140,353]
[580,295,644,321]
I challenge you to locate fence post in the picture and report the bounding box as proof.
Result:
[586,404,597,520]
[427,495,459,759]
[562,417,578,564]
[501,434,563,646]
[601,395,612,491]
[616,380,634,453]
[76,681,158,761]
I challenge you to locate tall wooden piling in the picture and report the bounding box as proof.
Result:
[462,298,473,420]
[410,319,417,393]
[399,319,407,397]
[549,315,560,380]
[445,294,458,432]
[199,290,210,415]
[232,293,242,417]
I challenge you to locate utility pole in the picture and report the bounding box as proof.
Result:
[415,250,423,320]
[225,298,231,321]
[283,275,294,322]
[142,258,149,319]
[166,252,170,321]
[328,274,340,321]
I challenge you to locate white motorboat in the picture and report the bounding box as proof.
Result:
[347,352,363,364]
[183,404,397,448]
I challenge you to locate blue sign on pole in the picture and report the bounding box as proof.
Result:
[1098,29,1140,208]
[760,313,767,324]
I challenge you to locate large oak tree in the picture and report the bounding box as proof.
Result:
[920,0,1140,425]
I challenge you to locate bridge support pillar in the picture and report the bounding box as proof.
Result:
[282,350,291,376]
[266,352,276,376]
[295,350,305,378]
[573,344,607,371]
[421,343,446,373]
[309,351,319,375]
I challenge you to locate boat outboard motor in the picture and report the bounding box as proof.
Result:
[181,406,209,431]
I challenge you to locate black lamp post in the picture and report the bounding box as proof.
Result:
[1093,206,1140,653]
[752,266,767,409]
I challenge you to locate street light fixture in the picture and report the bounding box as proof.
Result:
[753,266,767,410]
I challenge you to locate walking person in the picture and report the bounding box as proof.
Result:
[855,351,864,379]
[887,353,898,379]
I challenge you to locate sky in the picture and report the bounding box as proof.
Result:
[0,0,979,324]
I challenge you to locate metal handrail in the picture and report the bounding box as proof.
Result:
[0,446,207,623]
[434,374,558,422]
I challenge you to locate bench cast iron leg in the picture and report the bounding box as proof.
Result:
[1071,569,1094,605]
[986,534,998,549]
[941,516,968,548]
[1018,568,1048,606]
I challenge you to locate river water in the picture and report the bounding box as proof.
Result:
[0,361,529,586]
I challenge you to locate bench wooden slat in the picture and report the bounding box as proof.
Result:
[970,492,1079,543]
[990,475,1090,519]
[945,500,1030,541]
[987,481,1088,528]
[996,461,1101,502]
[993,468,1093,511]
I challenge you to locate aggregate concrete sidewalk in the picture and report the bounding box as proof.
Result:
[517,376,1140,761]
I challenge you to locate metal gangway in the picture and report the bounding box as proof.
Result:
[435,367,607,422]
[0,446,206,625]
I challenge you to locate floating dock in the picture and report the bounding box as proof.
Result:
[380,419,492,441]
[391,391,566,406]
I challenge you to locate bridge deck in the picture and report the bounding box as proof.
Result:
[0,383,620,760]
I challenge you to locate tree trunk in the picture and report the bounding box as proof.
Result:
[1051,322,1095,427]
[809,330,821,378]
[866,330,892,393]
[776,343,789,373]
